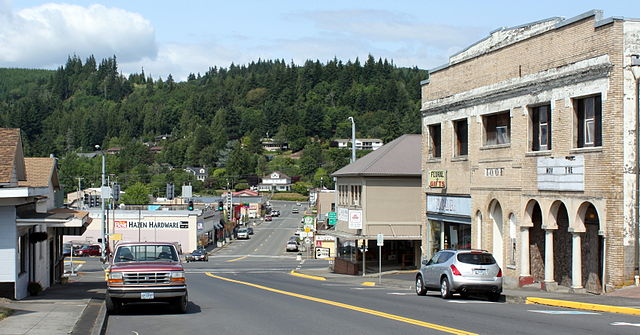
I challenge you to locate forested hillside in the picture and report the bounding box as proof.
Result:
[0,55,427,197]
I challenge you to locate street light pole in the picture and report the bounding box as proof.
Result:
[631,54,640,280]
[348,116,356,163]
[96,145,106,261]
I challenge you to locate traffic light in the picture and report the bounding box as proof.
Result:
[166,183,174,200]
[217,201,224,211]
[112,183,120,202]
[188,201,194,211]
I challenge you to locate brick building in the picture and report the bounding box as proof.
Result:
[421,10,640,293]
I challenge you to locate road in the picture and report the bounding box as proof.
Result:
[105,201,640,335]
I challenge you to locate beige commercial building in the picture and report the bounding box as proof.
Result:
[331,134,422,272]
[421,10,640,292]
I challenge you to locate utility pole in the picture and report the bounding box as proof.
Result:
[348,116,356,163]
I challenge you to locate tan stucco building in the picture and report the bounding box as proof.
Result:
[331,134,422,271]
[421,10,640,292]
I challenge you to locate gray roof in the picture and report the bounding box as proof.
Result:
[331,134,421,177]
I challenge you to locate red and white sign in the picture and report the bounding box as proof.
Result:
[348,210,362,229]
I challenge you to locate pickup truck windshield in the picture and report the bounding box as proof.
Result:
[115,245,179,262]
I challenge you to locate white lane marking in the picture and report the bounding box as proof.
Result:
[132,332,139,335]
[352,287,383,290]
[388,292,414,295]
[611,322,640,327]
[528,310,600,315]
[448,300,495,304]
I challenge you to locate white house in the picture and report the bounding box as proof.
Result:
[258,171,292,192]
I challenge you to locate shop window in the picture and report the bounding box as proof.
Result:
[454,118,468,156]
[428,124,441,158]
[574,95,602,148]
[530,104,552,151]
[483,111,510,146]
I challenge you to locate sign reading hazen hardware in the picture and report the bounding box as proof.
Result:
[537,156,584,191]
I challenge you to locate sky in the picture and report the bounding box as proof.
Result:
[0,1,636,81]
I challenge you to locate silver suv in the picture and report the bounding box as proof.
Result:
[415,250,502,301]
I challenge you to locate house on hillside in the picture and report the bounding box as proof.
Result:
[258,171,292,192]
[184,167,208,182]
[333,138,384,151]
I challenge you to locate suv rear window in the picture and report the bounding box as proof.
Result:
[457,252,496,265]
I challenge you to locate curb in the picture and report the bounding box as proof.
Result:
[289,270,326,281]
[91,302,107,335]
[526,297,640,316]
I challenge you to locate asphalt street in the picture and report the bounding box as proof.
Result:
[105,201,640,335]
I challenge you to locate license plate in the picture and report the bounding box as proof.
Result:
[141,292,154,299]
[473,269,486,275]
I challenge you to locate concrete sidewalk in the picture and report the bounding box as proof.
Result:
[295,264,640,316]
[0,258,107,335]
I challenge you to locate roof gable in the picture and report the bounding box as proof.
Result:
[0,128,26,185]
[19,157,58,189]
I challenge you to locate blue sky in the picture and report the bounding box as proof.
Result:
[0,1,636,80]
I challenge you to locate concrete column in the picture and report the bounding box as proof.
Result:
[520,227,530,277]
[544,229,554,283]
[571,233,583,289]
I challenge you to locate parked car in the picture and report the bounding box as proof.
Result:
[106,242,188,314]
[265,216,273,221]
[286,240,299,252]
[247,227,254,235]
[75,244,101,257]
[296,202,301,206]
[237,228,250,239]
[270,210,280,217]
[185,249,208,262]
[292,208,299,214]
[415,250,502,301]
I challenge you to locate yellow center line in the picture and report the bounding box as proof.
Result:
[204,272,476,335]
[225,256,248,263]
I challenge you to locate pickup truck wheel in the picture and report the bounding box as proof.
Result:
[174,294,188,314]
[105,295,121,315]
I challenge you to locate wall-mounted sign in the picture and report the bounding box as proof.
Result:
[338,207,349,221]
[327,212,337,226]
[537,156,584,191]
[348,209,363,229]
[485,168,504,177]
[315,247,330,259]
[113,220,189,229]
[427,195,471,216]
[428,170,447,188]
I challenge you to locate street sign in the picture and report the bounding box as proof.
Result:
[304,237,311,244]
[299,232,308,238]
[377,233,384,246]
[304,216,314,225]
[328,212,337,226]
[315,247,330,259]
[304,226,310,233]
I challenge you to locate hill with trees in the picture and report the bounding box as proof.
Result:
[0,55,427,197]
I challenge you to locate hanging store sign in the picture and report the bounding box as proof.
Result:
[537,156,584,191]
[348,209,363,229]
[338,207,349,221]
[428,170,447,188]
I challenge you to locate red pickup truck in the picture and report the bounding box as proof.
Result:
[106,242,188,314]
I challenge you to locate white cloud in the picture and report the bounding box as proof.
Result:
[0,2,157,68]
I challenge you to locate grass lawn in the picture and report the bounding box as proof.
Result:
[0,307,13,321]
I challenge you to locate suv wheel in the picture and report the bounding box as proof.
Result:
[415,275,427,296]
[440,277,452,299]
[105,295,121,315]
[174,294,188,314]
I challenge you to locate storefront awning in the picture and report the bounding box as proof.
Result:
[16,208,92,236]
[319,229,421,240]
